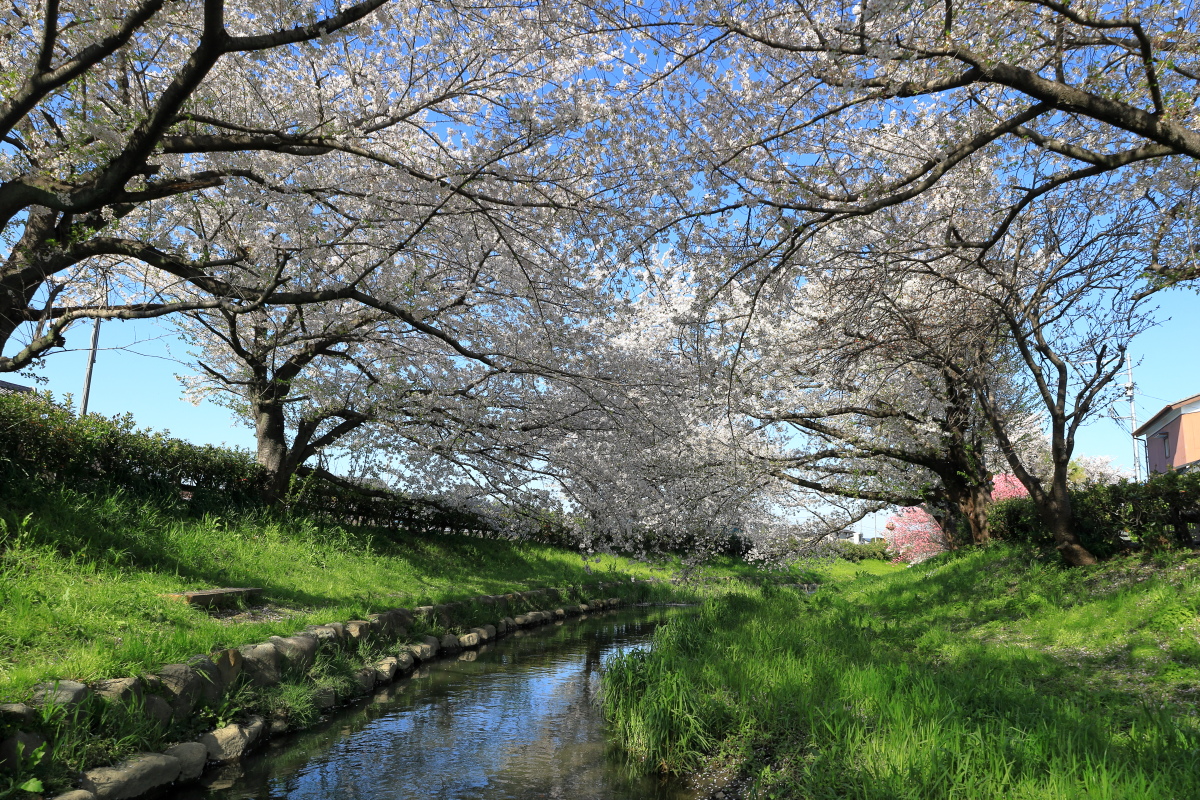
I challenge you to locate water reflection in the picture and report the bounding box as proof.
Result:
[181,609,692,800]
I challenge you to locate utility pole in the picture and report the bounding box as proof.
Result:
[79,319,101,416]
[1123,353,1142,482]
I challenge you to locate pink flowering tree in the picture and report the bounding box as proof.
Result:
[885,507,947,564]
[991,474,1031,502]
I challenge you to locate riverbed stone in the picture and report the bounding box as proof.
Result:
[345,620,374,641]
[440,633,462,653]
[314,687,336,710]
[51,791,96,800]
[457,631,480,649]
[503,616,517,630]
[93,677,142,706]
[186,655,224,705]
[157,663,203,717]
[0,703,36,725]
[202,717,262,763]
[143,694,173,730]
[212,648,243,688]
[496,619,508,635]
[307,625,342,647]
[407,641,434,661]
[269,634,318,675]
[354,668,376,694]
[0,730,46,772]
[513,614,529,627]
[202,724,247,763]
[237,643,281,687]
[164,742,207,781]
[458,650,478,662]
[243,716,264,746]
[481,624,496,640]
[31,680,90,712]
[80,752,181,799]
[395,652,414,672]
[374,657,398,683]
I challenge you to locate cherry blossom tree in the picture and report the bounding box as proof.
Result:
[1068,456,1133,489]
[595,0,1200,289]
[715,265,1027,547]
[172,201,607,502]
[0,0,629,374]
[991,473,1031,502]
[885,506,947,564]
[177,300,490,503]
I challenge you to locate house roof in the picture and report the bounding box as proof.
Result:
[1134,392,1200,437]
[0,379,32,394]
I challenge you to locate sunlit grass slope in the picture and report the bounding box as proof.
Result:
[603,545,1200,800]
[0,483,730,698]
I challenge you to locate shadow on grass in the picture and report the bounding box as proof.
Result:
[1,481,657,614]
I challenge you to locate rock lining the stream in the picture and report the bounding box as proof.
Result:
[20,584,641,800]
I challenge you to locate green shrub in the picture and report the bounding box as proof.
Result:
[986,470,1200,556]
[836,538,892,563]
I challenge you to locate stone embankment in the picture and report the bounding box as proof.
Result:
[0,584,643,800]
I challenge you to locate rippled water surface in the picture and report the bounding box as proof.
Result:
[180,608,693,800]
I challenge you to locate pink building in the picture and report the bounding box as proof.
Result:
[1134,392,1200,474]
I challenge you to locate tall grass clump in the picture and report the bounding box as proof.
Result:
[602,545,1200,799]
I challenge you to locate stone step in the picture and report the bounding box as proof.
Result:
[164,587,263,608]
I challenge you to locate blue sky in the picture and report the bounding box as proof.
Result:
[12,317,257,451]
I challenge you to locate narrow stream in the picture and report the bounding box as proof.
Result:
[178,607,694,800]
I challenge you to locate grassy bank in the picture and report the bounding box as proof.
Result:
[0,481,746,699]
[0,480,774,796]
[602,545,1200,799]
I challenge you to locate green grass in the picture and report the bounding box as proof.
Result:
[602,544,1200,799]
[805,557,907,581]
[0,482,742,700]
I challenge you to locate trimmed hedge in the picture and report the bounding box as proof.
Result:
[0,390,264,506]
[987,470,1200,555]
[0,391,544,539]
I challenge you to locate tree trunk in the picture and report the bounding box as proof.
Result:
[0,207,59,369]
[955,480,993,545]
[933,451,993,546]
[254,397,293,504]
[1039,482,1098,566]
